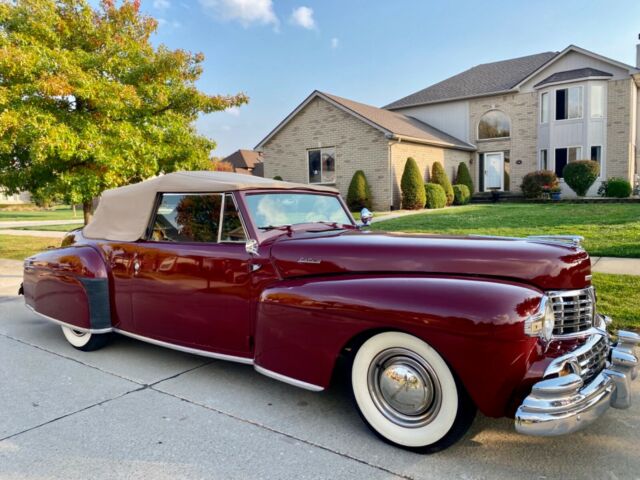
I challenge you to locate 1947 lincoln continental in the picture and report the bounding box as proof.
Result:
[21,171,639,452]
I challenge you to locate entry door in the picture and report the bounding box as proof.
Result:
[484,152,504,190]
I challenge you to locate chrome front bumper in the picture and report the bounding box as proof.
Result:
[515,327,639,436]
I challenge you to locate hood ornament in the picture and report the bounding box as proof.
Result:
[526,235,584,247]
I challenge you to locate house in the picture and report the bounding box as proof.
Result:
[0,190,31,205]
[255,91,475,210]
[256,44,640,209]
[222,149,264,177]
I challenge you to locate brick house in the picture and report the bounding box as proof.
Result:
[257,44,640,209]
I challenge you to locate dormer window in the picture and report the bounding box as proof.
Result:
[478,110,510,140]
[555,86,582,120]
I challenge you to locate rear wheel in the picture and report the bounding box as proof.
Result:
[61,326,111,352]
[351,331,475,453]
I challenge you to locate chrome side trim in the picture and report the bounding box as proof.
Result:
[25,303,114,334]
[527,235,584,247]
[254,364,325,392]
[113,329,254,365]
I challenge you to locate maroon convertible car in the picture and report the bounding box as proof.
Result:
[22,171,639,452]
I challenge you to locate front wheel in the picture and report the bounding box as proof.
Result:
[351,331,475,453]
[61,326,111,352]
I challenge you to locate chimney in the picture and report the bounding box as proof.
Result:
[637,34,640,68]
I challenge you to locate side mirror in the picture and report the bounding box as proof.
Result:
[360,208,373,227]
[245,239,259,256]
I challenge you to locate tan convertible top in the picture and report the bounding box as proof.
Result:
[83,171,338,241]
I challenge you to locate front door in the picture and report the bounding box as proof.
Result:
[124,192,253,357]
[484,152,504,190]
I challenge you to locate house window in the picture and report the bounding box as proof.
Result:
[555,147,582,178]
[555,86,582,120]
[477,110,510,139]
[540,92,549,123]
[540,149,548,170]
[590,146,602,173]
[590,85,604,118]
[307,147,336,184]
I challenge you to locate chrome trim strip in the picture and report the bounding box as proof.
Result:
[113,329,254,365]
[25,303,114,334]
[254,364,325,392]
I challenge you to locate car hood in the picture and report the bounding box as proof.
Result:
[269,230,591,290]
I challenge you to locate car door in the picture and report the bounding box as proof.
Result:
[126,192,254,357]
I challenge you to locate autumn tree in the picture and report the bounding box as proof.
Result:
[0,0,247,224]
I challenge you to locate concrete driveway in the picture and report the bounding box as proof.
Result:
[1,296,639,480]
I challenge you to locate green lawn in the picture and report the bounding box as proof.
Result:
[0,205,78,222]
[592,273,640,331]
[372,203,640,258]
[0,235,61,260]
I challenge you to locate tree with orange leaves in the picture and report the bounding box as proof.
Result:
[0,0,247,223]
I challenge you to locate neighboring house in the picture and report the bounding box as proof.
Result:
[255,91,474,210]
[0,190,31,205]
[257,44,640,208]
[223,149,264,177]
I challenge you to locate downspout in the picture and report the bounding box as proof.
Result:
[386,133,401,211]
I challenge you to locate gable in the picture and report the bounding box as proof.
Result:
[519,50,633,91]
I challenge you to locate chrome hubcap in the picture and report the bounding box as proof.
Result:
[367,348,442,428]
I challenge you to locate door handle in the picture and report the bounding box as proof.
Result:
[133,260,140,275]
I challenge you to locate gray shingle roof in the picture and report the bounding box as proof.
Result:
[533,67,613,87]
[320,92,475,151]
[385,52,558,109]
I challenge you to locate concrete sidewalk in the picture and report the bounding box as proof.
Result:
[0,219,82,228]
[0,229,67,238]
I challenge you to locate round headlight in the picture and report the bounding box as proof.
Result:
[541,298,555,341]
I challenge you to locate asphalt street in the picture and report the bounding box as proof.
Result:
[1,295,639,480]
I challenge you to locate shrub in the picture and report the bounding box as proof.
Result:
[562,160,599,196]
[455,162,474,194]
[431,162,454,205]
[521,170,559,198]
[211,160,234,172]
[453,184,471,205]
[401,157,426,209]
[425,183,446,209]
[604,177,632,198]
[346,170,372,211]
[273,175,283,181]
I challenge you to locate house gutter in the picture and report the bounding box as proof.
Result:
[385,133,476,152]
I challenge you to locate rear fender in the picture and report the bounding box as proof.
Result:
[23,246,111,332]
[255,275,543,417]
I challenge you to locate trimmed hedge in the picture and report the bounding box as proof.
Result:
[563,160,599,196]
[521,170,559,198]
[425,183,446,209]
[273,175,283,181]
[431,162,454,205]
[401,157,426,209]
[346,170,372,211]
[456,162,474,195]
[604,177,632,198]
[453,184,471,205]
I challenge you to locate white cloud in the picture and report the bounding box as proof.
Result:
[199,0,278,28]
[153,0,170,10]
[290,6,315,29]
[226,106,241,116]
[330,37,339,49]
[157,18,182,29]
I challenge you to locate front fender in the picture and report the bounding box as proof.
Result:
[254,274,543,417]
[23,245,111,332]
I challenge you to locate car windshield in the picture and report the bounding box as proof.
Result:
[245,192,352,230]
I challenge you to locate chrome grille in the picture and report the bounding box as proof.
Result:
[549,287,595,336]
[576,335,609,384]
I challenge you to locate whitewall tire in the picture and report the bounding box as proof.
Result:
[351,331,475,452]
[61,326,110,351]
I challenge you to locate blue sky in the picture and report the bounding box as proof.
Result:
[141,0,640,157]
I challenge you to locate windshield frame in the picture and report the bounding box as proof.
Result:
[238,189,356,242]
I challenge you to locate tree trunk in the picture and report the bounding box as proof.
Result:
[82,200,93,225]
[72,204,77,218]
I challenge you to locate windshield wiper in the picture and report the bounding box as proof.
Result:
[258,224,292,232]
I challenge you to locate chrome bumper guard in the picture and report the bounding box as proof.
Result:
[515,326,639,436]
